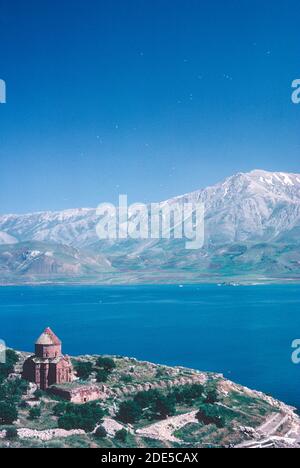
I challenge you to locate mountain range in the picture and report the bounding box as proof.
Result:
[1,169,300,284]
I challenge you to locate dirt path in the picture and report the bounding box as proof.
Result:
[136,411,198,443]
[236,413,293,448]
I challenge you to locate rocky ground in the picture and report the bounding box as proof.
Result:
[1,351,300,449]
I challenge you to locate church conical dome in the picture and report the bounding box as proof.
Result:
[36,327,61,346]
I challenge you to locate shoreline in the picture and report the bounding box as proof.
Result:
[1,278,300,287]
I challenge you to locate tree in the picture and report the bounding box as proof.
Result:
[94,425,107,439]
[205,389,218,405]
[114,429,129,443]
[196,404,225,428]
[96,357,116,372]
[117,400,141,424]
[6,426,18,440]
[134,389,161,409]
[75,361,93,380]
[0,350,19,383]
[152,395,176,419]
[34,389,44,400]
[0,379,29,405]
[29,407,41,420]
[53,401,69,417]
[121,375,133,384]
[96,369,110,383]
[0,402,18,425]
[58,402,104,432]
[171,384,204,404]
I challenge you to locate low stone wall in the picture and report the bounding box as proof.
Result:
[48,373,207,404]
[108,373,207,399]
[0,428,85,441]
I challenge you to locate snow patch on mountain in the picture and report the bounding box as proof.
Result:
[0,170,299,247]
[0,231,18,245]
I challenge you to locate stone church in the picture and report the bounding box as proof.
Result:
[22,327,74,390]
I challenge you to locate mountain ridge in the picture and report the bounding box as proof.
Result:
[0,170,299,283]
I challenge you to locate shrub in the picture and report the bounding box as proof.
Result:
[0,379,28,405]
[205,389,219,405]
[171,384,204,405]
[0,402,18,425]
[34,389,44,400]
[0,350,19,383]
[29,407,41,420]
[94,425,107,439]
[155,368,166,379]
[53,401,69,417]
[117,400,141,424]
[6,426,18,439]
[58,402,104,432]
[134,389,161,409]
[96,369,110,383]
[196,404,225,428]
[114,429,129,443]
[96,357,116,372]
[151,395,176,419]
[75,361,93,380]
[121,375,133,384]
[19,400,28,409]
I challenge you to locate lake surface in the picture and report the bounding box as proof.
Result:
[0,284,300,408]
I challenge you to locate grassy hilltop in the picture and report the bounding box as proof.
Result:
[0,350,299,449]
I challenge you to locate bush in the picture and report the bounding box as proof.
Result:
[152,395,176,419]
[6,426,18,439]
[96,369,110,383]
[205,389,219,405]
[171,384,204,405]
[34,389,44,400]
[114,429,129,443]
[155,368,166,379]
[196,404,225,428]
[29,407,41,420]
[96,357,116,372]
[134,389,161,409]
[58,402,104,432]
[53,402,69,417]
[75,361,93,380]
[94,425,107,439]
[121,375,133,384]
[0,379,28,404]
[0,402,18,425]
[0,350,19,383]
[117,400,141,424]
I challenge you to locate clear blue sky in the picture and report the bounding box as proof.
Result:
[0,0,299,213]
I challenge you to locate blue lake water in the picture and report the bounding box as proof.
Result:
[0,284,300,408]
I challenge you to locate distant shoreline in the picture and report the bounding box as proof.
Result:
[1,278,300,287]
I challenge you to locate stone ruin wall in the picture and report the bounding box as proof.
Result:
[109,373,208,399]
[50,384,107,403]
[50,374,207,404]
[50,373,208,404]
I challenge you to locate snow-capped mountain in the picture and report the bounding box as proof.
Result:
[0,170,299,248]
[0,170,299,283]
[176,169,300,244]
